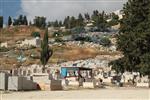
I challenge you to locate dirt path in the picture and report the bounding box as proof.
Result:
[1,88,150,100]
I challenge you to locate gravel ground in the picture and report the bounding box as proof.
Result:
[1,88,150,100]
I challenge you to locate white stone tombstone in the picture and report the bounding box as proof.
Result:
[12,69,18,76]
[22,70,27,76]
[18,69,22,76]
[0,72,9,90]
[33,68,37,73]
[27,70,31,76]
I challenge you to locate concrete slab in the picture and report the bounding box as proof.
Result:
[136,83,150,88]
[0,72,9,90]
[8,76,37,91]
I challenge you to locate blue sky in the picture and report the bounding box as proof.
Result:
[0,0,127,23]
[0,0,22,23]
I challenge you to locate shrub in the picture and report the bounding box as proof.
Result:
[62,31,72,36]
[71,26,85,34]
[74,36,92,42]
[31,32,40,37]
[100,37,111,47]
[0,47,9,52]
[55,37,63,42]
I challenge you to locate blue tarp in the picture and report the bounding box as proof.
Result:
[61,67,79,77]
[61,68,67,77]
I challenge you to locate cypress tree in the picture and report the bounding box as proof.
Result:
[63,16,70,29]
[29,21,32,26]
[0,16,3,28]
[70,16,76,28]
[40,29,53,72]
[54,20,59,27]
[59,21,62,27]
[84,13,90,21]
[91,10,99,21]
[23,16,28,25]
[18,15,23,25]
[8,16,12,26]
[77,13,84,27]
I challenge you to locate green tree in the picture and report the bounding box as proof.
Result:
[18,15,23,25]
[40,29,53,72]
[47,21,52,27]
[29,21,32,26]
[34,16,46,28]
[109,58,125,74]
[77,13,84,27]
[8,16,12,26]
[110,0,150,76]
[23,16,28,25]
[108,13,119,26]
[70,16,76,28]
[100,37,111,47]
[63,16,70,29]
[13,15,28,26]
[53,20,59,27]
[91,10,99,21]
[31,32,41,37]
[13,19,19,26]
[0,16,3,28]
[84,13,90,21]
[59,21,62,27]
[93,11,109,32]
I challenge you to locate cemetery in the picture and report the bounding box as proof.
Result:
[0,58,149,92]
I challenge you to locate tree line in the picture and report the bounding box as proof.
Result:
[47,11,119,31]
[0,10,119,30]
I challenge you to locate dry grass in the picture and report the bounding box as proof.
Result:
[50,46,99,62]
[0,26,45,43]
[0,45,99,69]
[0,44,121,70]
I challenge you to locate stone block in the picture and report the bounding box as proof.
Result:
[50,80,62,91]
[37,82,50,91]
[68,81,79,87]
[8,76,37,91]
[136,83,149,88]
[32,74,50,84]
[83,82,96,88]
[0,72,9,90]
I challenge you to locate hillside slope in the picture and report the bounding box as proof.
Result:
[0,26,44,43]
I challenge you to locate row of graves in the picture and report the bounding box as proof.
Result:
[0,66,103,91]
[0,65,62,91]
[94,68,150,87]
[0,64,149,91]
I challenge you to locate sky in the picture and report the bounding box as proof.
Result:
[0,0,127,23]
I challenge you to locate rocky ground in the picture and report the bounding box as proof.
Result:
[0,26,120,70]
[0,40,121,70]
